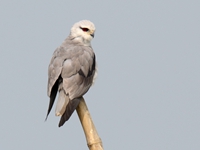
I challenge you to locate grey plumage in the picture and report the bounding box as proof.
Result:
[46,20,96,127]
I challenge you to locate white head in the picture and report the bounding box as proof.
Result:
[70,20,95,46]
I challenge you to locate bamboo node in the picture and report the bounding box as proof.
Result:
[87,138,102,146]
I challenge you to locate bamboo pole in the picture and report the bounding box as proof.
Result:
[76,97,104,150]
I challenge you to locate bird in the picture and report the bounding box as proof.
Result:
[46,20,97,127]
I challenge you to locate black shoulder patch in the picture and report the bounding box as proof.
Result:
[78,69,86,77]
[88,55,96,77]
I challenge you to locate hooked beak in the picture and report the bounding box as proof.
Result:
[90,33,94,38]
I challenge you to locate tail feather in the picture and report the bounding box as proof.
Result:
[58,98,80,127]
[55,89,69,116]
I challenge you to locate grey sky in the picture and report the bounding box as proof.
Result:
[1,1,200,150]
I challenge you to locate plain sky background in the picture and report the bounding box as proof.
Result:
[1,0,200,150]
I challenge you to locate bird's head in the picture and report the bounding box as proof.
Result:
[70,20,95,46]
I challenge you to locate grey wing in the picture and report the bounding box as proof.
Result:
[46,47,66,119]
[46,45,96,123]
[58,46,96,126]
[47,47,67,96]
[61,46,96,100]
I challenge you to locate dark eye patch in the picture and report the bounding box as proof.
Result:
[80,27,89,32]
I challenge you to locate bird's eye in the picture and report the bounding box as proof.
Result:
[80,27,89,32]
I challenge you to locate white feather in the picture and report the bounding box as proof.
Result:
[55,89,69,116]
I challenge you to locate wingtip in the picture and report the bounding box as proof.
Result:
[58,120,65,127]
[44,114,49,122]
[45,116,48,122]
[58,117,68,127]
